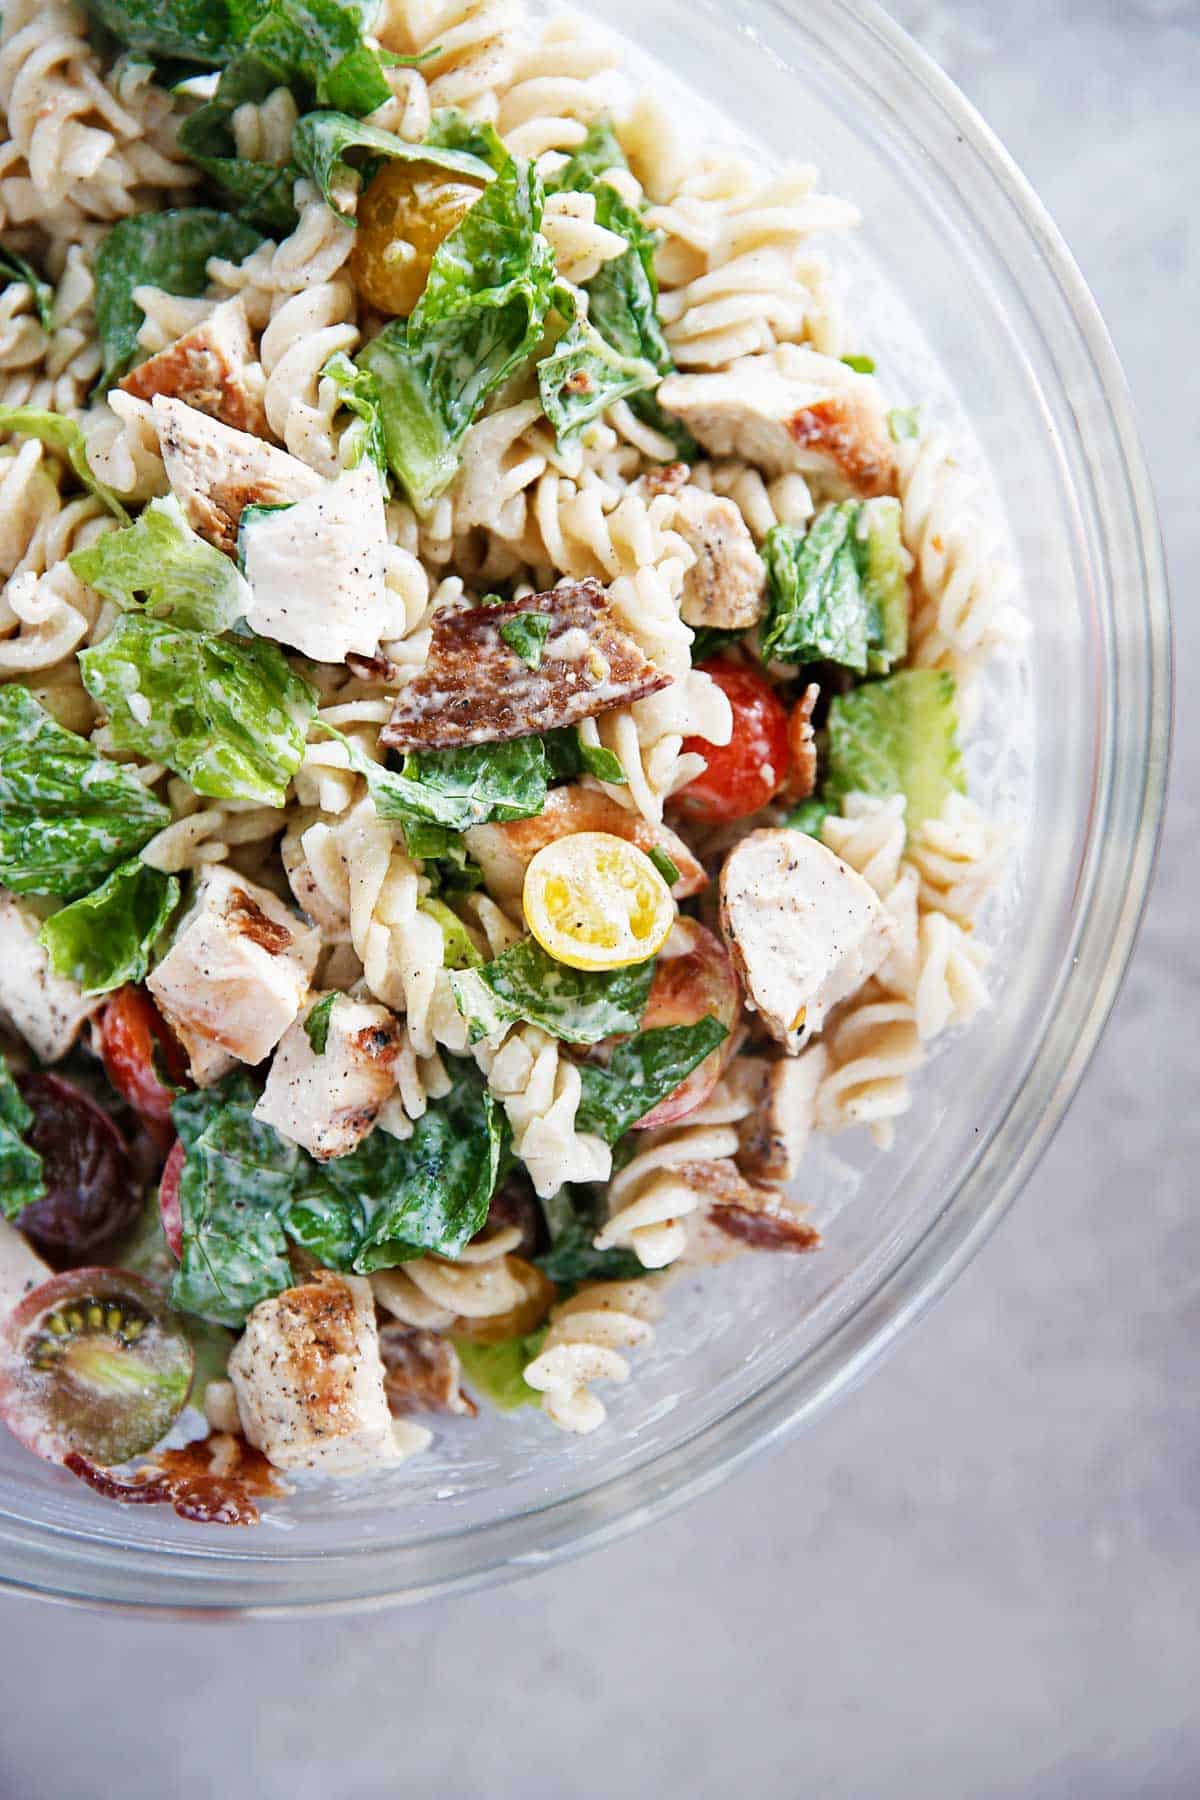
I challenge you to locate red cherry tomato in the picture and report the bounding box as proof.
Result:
[99,987,189,1152]
[159,1139,185,1260]
[15,1074,137,1263]
[0,1268,193,1468]
[635,922,740,1129]
[678,659,791,822]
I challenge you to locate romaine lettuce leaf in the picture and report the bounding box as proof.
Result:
[762,498,909,673]
[546,123,627,194]
[82,0,238,63]
[38,859,179,996]
[542,726,626,785]
[824,668,965,832]
[537,316,659,445]
[318,723,549,834]
[0,686,171,897]
[176,0,400,229]
[533,1186,643,1286]
[498,609,551,669]
[358,143,555,507]
[170,1075,299,1327]
[285,1062,505,1270]
[303,992,337,1054]
[293,109,494,222]
[784,796,833,839]
[0,1053,45,1219]
[419,897,483,970]
[319,351,389,482]
[450,937,655,1045]
[0,245,53,331]
[575,1017,730,1142]
[93,209,262,386]
[452,1329,547,1411]
[0,408,128,520]
[80,615,317,807]
[69,494,251,632]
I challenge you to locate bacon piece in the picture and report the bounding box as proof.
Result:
[677,1159,822,1255]
[378,1325,476,1417]
[380,579,671,752]
[65,1435,285,1527]
[119,300,267,437]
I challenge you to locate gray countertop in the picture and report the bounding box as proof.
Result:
[1,4,1194,1795]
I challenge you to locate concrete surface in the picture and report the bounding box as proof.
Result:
[0,3,1195,1795]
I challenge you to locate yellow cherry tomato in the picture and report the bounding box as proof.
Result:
[350,162,484,316]
[523,832,676,972]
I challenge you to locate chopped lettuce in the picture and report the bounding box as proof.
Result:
[824,668,965,832]
[80,615,317,807]
[285,1063,504,1271]
[170,1063,505,1321]
[358,141,555,507]
[319,723,549,835]
[546,123,627,193]
[688,626,743,665]
[319,351,389,482]
[538,316,659,445]
[293,109,494,222]
[176,0,403,229]
[0,408,128,520]
[0,245,53,330]
[452,1329,547,1412]
[39,859,179,996]
[0,686,171,898]
[841,353,876,375]
[419,898,483,970]
[0,1053,45,1219]
[82,0,240,64]
[762,498,909,673]
[533,1186,643,1286]
[888,405,921,443]
[406,827,484,890]
[498,610,552,670]
[69,494,251,632]
[784,796,833,839]
[303,991,337,1054]
[542,726,626,786]
[170,1076,299,1327]
[645,846,680,887]
[451,938,655,1046]
[93,209,261,385]
[575,1017,729,1143]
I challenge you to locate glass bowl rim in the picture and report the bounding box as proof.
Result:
[0,0,1171,1614]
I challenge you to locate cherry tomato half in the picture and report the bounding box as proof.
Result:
[635,921,741,1128]
[0,1269,193,1468]
[159,1139,185,1261]
[678,659,791,823]
[15,1074,137,1263]
[99,987,189,1153]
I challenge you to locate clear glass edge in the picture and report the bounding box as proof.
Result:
[0,0,1171,1614]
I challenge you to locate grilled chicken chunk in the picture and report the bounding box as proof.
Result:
[0,891,103,1064]
[658,346,895,497]
[229,1272,405,1476]
[153,396,320,557]
[254,994,402,1161]
[119,299,268,437]
[718,829,892,1052]
[728,1047,828,1182]
[147,866,320,1084]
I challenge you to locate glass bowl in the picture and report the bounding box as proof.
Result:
[0,0,1168,1612]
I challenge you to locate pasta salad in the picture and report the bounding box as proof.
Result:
[0,0,1020,1522]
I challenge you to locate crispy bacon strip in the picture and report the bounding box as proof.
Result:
[65,1435,285,1527]
[380,579,671,752]
[677,1159,822,1255]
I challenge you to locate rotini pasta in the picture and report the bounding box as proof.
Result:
[524,1279,661,1434]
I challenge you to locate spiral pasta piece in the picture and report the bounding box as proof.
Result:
[371,1225,526,1329]
[495,13,621,161]
[906,792,1010,927]
[376,0,521,121]
[524,1280,661,1434]
[474,1023,610,1198]
[595,1115,745,1270]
